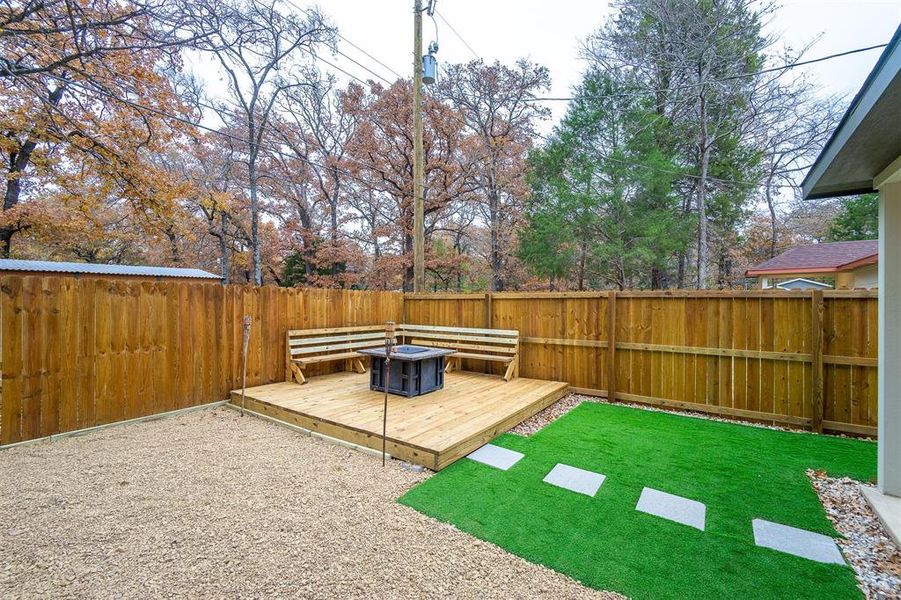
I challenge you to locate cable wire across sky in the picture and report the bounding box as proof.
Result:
[12,6,892,194]
[526,43,889,102]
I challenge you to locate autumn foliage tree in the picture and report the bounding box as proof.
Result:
[345,80,468,291]
[438,59,551,290]
[0,0,198,258]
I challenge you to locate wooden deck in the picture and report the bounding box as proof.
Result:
[230,371,568,470]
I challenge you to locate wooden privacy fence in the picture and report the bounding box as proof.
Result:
[404,290,878,437]
[0,276,402,445]
[0,279,878,445]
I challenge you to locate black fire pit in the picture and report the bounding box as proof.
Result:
[357,345,456,397]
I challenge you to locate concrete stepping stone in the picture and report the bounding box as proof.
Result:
[543,463,606,497]
[752,518,845,565]
[636,487,706,531]
[466,444,524,471]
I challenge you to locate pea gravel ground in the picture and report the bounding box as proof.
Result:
[0,408,619,599]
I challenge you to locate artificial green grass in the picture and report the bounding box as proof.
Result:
[399,403,877,600]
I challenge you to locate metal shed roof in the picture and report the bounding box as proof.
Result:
[801,25,901,199]
[0,259,221,280]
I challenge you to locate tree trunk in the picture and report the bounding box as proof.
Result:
[296,204,315,277]
[219,212,230,284]
[765,174,777,258]
[403,232,413,292]
[489,187,502,291]
[1,84,66,257]
[577,242,586,291]
[695,78,711,289]
[696,142,711,289]
[330,166,340,277]
[247,155,262,285]
[650,266,662,290]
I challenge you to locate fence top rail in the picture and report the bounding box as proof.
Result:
[403,289,878,299]
[404,292,490,300]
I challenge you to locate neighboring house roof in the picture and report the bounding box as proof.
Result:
[0,259,221,280]
[801,25,901,199]
[774,278,833,291]
[746,240,878,276]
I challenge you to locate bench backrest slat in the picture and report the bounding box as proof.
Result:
[291,339,385,356]
[397,329,516,347]
[287,324,386,337]
[398,323,519,337]
[408,339,517,354]
[289,331,385,347]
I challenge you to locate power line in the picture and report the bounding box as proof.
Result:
[34,70,391,191]
[313,52,373,87]
[527,43,889,102]
[334,35,403,80]
[280,0,402,83]
[435,10,480,61]
[18,21,804,195]
[42,60,794,196]
[16,27,391,177]
[532,131,799,190]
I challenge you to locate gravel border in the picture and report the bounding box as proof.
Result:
[809,470,901,599]
[512,393,875,441]
[0,408,621,599]
[510,394,603,435]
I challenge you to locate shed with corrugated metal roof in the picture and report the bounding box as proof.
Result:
[0,259,222,282]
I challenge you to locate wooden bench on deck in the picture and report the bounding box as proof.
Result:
[286,323,521,384]
[285,325,385,385]
[397,324,520,381]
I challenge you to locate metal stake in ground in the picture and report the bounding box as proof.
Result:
[240,315,251,416]
[382,320,396,467]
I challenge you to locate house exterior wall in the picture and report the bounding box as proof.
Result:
[836,271,854,289]
[776,279,830,290]
[878,178,901,496]
[758,273,832,289]
[854,263,879,288]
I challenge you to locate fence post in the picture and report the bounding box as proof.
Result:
[485,292,493,328]
[811,289,825,433]
[607,291,617,402]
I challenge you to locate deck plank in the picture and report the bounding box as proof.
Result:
[230,371,568,470]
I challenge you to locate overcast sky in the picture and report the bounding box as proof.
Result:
[289,0,900,131]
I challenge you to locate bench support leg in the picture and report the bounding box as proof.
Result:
[290,363,307,385]
[354,358,367,374]
[503,357,518,382]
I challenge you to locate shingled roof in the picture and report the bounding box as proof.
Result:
[746,240,878,276]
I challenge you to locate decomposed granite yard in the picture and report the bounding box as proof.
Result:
[0,408,617,599]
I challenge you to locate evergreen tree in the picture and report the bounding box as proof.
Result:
[826,194,879,241]
[520,71,692,289]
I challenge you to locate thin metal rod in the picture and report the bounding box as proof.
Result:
[382,321,396,467]
[382,355,389,467]
[240,315,251,416]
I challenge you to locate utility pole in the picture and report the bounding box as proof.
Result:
[412,0,425,292]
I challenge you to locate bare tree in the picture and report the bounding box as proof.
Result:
[183,0,335,284]
[437,60,550,291]
[746,64,843,257]
[275,77,361,280]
